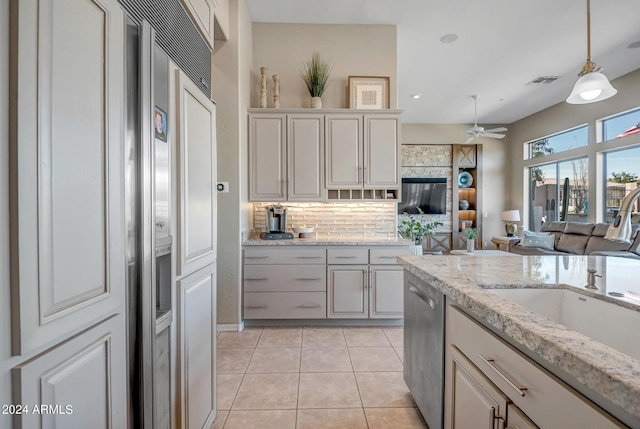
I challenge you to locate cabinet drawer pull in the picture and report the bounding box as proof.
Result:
[246,304,267,309]
[301,304,321,308]
[297,278,322,281]
[245,278,268,281]
[335,256,357,259]
[246,256,269,259]
[479,355,528,397]
[377,256,397,259]
[296,256,322,259]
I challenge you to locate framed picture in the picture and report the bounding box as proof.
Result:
[348,76,390,109]
[154,107,168,142]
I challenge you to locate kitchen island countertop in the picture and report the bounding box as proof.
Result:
[398,254,640,425]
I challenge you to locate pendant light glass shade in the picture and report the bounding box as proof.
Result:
[566,70,617,104]
[565,0,617,104]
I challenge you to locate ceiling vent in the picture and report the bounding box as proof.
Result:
[526,76,561,85]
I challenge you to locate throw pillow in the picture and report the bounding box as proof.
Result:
[522,231,555,250]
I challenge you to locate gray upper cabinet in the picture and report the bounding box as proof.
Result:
[249,112,324,201]
[364,115,400,188]
[325,113,400,190]
[180,0,215,50]
[176,69,218,277]
[249,114,287,201]
[9,0,126,356]
[325,114,363,188]
[287,114,324,201]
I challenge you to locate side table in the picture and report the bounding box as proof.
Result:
[491,236,520,251]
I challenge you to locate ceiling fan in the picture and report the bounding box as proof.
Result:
[464,95,508,144]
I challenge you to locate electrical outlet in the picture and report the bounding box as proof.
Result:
[217,182,229,193]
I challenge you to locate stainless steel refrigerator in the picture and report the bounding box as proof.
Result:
[124,18,174,429]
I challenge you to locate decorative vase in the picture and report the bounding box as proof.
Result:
[459,199,470,210]
[310,96,322,109]
[466,239,475,252]
[410,244,423,256]
[272,74,280,109]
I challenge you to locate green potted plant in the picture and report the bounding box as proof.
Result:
[302,51,332,108]
[464,227,479,252]
[398,208,443,254]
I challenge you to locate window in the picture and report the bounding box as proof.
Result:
[528,158,589,231]
[602,108,640,142]
[525,126,588,160]
[604,147,640,223]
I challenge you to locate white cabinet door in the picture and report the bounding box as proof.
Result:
[249,114,287,201]
[180,0,215,50]
[288,114,324,201]
[12,315,127,429]
[445,345,508,429]
[327,265,368,318]
[9,0,125,355]
[325,115,363,188]
[364,115,400,188]
[177,264,217,429]
[369,265,404,318]
[176,70,217,276]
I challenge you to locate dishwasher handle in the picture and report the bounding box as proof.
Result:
[408,284,436,310]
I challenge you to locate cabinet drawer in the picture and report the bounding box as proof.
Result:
[369,246,410,264]
[327,247,368,264]
[244,292,326,319]
[447,305,624,428]
[244,265,326,292]
[244,247,326,264]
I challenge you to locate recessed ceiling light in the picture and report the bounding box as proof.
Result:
[628,41,640,49]
[411,94,421,99]
[440,34,458,44]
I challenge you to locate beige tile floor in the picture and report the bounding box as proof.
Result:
[213,327,427,429]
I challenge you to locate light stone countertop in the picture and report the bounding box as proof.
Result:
[398,254,640,425]
[243,235,414,246]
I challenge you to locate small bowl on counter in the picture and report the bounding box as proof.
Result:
[293,227,315,238]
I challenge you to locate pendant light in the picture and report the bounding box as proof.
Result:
[566,0,617,104]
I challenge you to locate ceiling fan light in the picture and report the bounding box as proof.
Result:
[566,70,617,104]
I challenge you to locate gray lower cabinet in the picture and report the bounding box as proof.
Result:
[243,245,409,320]
[327,265,368,318]
[445,303,625,428]
[243,247,327,319]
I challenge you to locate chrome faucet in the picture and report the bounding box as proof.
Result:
[585,268,602,290]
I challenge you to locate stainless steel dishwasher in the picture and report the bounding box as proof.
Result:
[404,270,445,429]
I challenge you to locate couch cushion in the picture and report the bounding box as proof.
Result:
[556,233,590,254]
[590,223,611,237]
[585,235,632,254]
[540,221,567,233]
[563,222,595,236]
[521,231,555,250]
[508,245,565,256]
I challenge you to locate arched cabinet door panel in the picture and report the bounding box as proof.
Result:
[9,0,126,356]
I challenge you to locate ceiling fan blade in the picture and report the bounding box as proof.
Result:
[464,136,476,144]
[483,133,506,139]
[484,127,507,133]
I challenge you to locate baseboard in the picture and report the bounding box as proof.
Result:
[243,319,404,328]
[217,321,245,332]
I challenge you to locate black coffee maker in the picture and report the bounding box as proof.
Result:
[260,205,294,240]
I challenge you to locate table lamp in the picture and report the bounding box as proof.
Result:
[502,210,520,237]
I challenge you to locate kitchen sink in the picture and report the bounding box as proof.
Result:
[486,288,640,360]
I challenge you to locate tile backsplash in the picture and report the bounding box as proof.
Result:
[253,203,397,238]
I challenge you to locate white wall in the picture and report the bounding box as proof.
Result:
[251,23,397,109]
[213,0,253,326]
[507,68,640,225]
[401,123,510,247]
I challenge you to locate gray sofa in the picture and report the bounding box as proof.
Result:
[507,221,640,259]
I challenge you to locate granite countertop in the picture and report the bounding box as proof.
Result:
[243,235,414,246]
[398,254,640,424]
